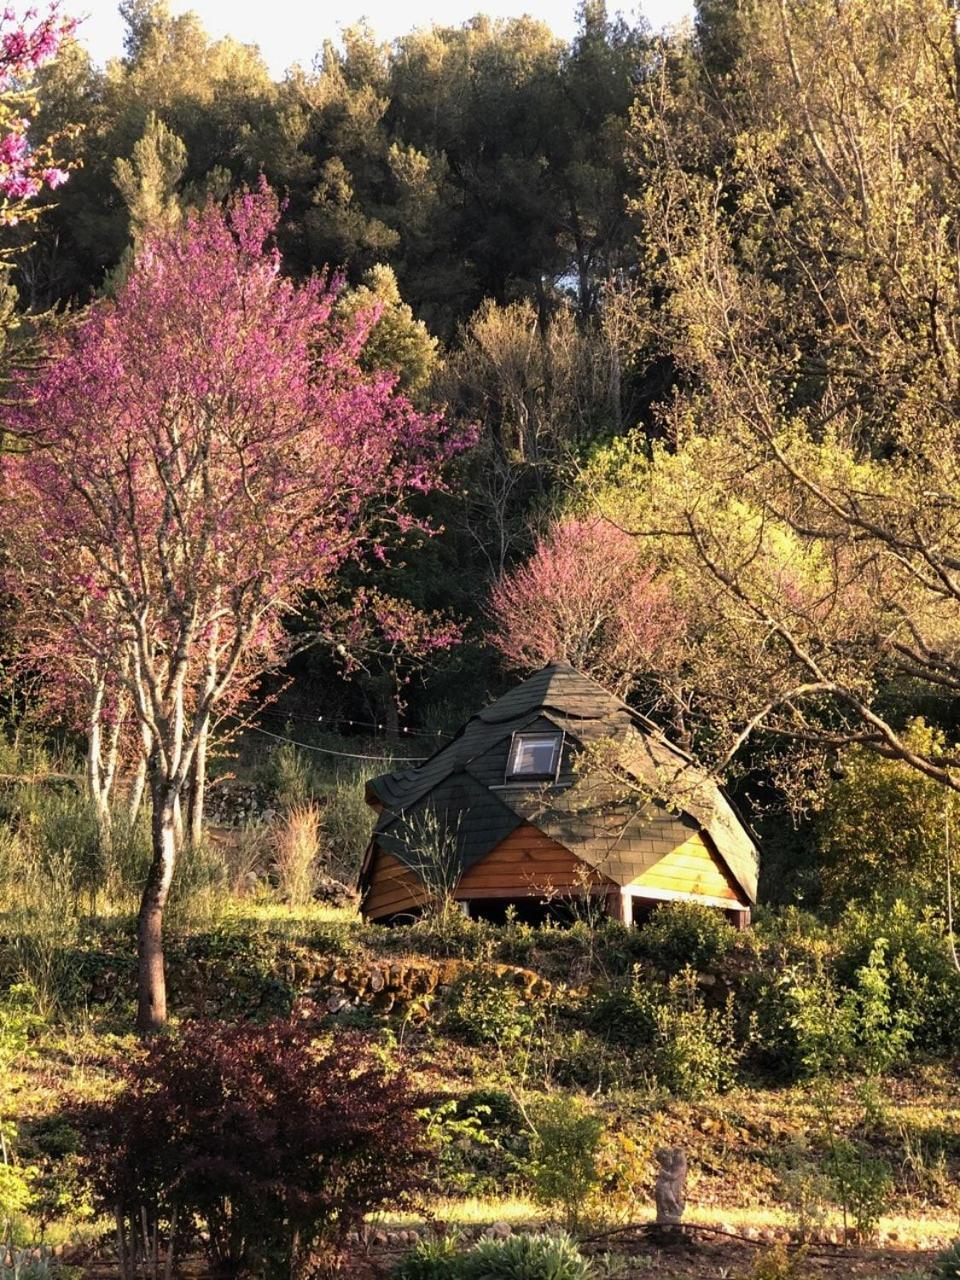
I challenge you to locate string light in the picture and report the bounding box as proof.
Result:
[255,706,446,741]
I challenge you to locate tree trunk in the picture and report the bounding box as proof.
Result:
[172,793,184,851]
[187,722,207,848]
[136,776,179,1035]
[128,753,148,826]
[86,686,111,835]
[128,724,153,827]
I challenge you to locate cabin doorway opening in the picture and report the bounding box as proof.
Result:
[466,896,587,926]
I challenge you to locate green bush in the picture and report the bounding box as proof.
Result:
[742,1246,813,1280]
[526,1095,603,1232]
[445,1085,529,1192]
[835,900,960,1055]
[457,1087,525,1133]
[590,967,739,1098]
[258,741,318,809]
[393,1235,466,1280]
[932,1240,960,1279]
[781,938,915,1078]
[465,1233,592,1280]
[393,1233,592,1280]
[419,1099,496,1196]
[822,1137,893,1242]
[320,764,381,882]
[635,901,735,972]
[444,970,539,1048]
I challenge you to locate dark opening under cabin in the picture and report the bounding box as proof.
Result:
[359,663,759,927]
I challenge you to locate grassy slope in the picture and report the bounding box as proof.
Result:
[4,898,960,1268]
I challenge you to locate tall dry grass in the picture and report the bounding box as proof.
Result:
[272,803,321,907]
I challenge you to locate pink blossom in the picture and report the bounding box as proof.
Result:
[488,517,687,697]
[1,185,471,780]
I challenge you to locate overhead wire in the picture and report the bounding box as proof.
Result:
[254,705,446,741]
[241,720,431,763]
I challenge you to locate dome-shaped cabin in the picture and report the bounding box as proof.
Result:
[359,663,758,928]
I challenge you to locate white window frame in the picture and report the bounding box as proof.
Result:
[505,730,564,783]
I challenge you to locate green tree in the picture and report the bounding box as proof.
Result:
[590,0,960,798]
[338,263,438,395]
[26,2,274,306]
[818,722,960,910]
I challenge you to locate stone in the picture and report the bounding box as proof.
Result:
[654,1148,687,1226]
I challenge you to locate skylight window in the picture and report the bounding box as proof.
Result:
[507,731,562,781]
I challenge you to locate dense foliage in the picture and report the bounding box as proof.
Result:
[83,1019,432,1277]
[2,0,960,1268]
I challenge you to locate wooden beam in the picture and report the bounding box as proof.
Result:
[628,885,751,912]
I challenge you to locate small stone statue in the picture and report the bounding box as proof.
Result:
[654,1147,687,1227]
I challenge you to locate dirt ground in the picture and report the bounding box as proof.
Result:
[68,1228,946,1279]
[589,1231,939,1277]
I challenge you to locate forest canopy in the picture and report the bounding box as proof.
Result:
[6,0,960,917]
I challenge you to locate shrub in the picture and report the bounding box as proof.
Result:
[822,1138,893,1243]
[781,939,914,1078]
[0,1144,34,1241]
[740,1247,812,1280]
[457,1087,525,1134]
[465,1233,592,1280]
[260,741,317,809]
[424,1089,530,1197]
[932,1240,960,1279]
[644,972,739,1097]
[82,1019,433,1279]
[420,1099,496,1196]
[273,803,321,906]
[526,1096,604,1233]
[444,969,539,1049]
[590,968,739,1098]
[772,1141,831,1243]
[320,764,381,882]
[835,900,960,1055]
[393,1235,465,1280]
[393,1233,592,1280]
[635,901,735,972]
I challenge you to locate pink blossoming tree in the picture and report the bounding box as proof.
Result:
[488,516,685,698]
[3,185,468,1032]
[0,4,74,219]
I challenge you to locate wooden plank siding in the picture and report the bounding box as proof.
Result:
[363,824,747,922]
[363,824,610,920]
[457,824,613,896]
[624,831,743,904]
[362,851,433,920]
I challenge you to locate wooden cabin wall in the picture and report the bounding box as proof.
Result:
[456,824,612,899]
[362,850,433,920]
[363,825,611,920]
[363,827,747,922]
[625,831,744,905]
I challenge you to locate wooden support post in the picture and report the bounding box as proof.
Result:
[605,888,625,921]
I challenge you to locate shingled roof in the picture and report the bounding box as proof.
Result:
[364,662,759,904]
